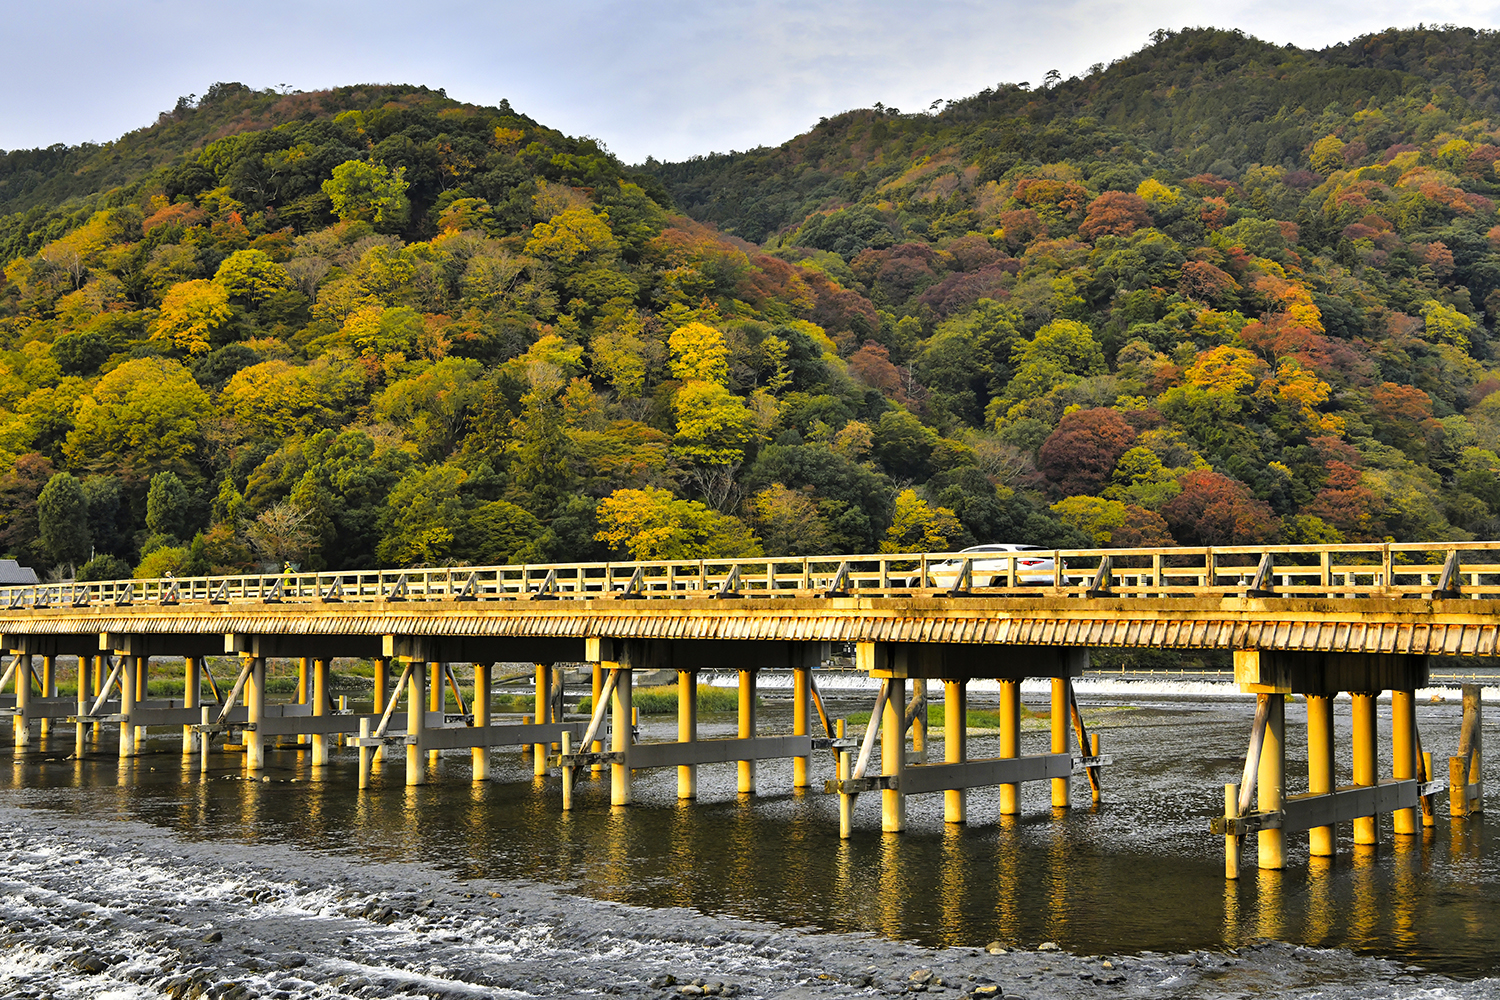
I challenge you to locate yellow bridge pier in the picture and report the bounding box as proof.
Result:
[1215,651,1448,877]
[0,541,1491,885]
[831,643,1102,834]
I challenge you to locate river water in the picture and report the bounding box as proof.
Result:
[0,673,1495,998]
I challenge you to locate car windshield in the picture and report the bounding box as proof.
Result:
[962,544,1043,553]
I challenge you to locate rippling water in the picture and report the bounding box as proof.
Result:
[0,675,1495,997]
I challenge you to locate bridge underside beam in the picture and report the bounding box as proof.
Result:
[858,641,1087,680]
[583,637,827,670]
[229,634,385,660]
[384,635,585,664]
[2,634,99,658]
[1234,649,1429,694]
[98,633,227,658]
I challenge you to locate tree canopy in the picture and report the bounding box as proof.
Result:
[2,26,1499,579]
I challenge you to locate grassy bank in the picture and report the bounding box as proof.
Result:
[577,684,746,716]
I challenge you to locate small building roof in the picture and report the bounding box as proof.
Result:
[0,560,39,585]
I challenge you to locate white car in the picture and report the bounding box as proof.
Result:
[911,543,1063,588]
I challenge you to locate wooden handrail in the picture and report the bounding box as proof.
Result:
[3,541,1497,610]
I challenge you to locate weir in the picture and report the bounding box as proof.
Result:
[0,540,1495,879]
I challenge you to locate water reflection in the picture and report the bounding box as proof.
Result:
[0,698,1496,976]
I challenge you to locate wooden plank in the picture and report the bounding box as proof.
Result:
[1280,780,1419,832]
[899,753,1071,795]
[628,735,813,769]
[254,713,373,736]
[416,721,583,751]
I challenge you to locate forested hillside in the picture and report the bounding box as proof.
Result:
[1,26,1498,582]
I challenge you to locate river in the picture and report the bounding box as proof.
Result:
[0,673,1494,998]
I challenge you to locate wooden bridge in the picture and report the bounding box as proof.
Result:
[0,540,1493,879]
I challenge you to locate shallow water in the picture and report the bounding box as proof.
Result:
[0,675,1496,997]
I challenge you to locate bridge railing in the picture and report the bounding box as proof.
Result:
[2,541,1499,611]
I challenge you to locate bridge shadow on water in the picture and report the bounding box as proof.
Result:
[1,692,1497,977]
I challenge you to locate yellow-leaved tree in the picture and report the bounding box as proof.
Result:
[879,488,961,553]
[595,486,761,560]
[668,321,730,384]
[153,279,232,354]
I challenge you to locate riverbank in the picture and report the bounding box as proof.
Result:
[0,791,1491,1000]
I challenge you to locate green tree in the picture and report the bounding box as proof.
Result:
[1004,318,1106,403]
[374,358,484,461]
[64,359,211,480]
[81,476,123,555]
[673,380,755,465]
[747,483,832,556]
[76,554,131,582]
[872,409,939,480]
[215,249,293,305]
[36,472,90,567]
[323,159,410,228]
[378,464,470,566]
[146,471,194,542]
[467,499,547,564]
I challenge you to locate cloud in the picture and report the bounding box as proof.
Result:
[3,1,1500,164]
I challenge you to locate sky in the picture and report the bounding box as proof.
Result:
[5,1,1500,166]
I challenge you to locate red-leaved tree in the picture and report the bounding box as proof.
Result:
[1038,408,1137,496]
[1077,191,1152,240]
[1161,469,1279,545]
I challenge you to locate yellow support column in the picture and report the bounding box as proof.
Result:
[1224,782,1241,879]
[312,658,330,766]
[944,679,966,824]
[836,718,852,838]
[1050,677,1071,810]
[39,656,53,739]
[1392,688,1417,835]
[881,679,906,832]
[792,666,811,788]
[115,655,131,759]
[1306,694,1335,857]
[738,668,756,795]
[296,657,309,749]
[610,667,632,806]
[534,663,550,777]
[91,657,103,741]
[182,656,200,753]
[245,656,265,772]
[405,660,427,786]
[911,678,927,763]
[1352,691,1379,845]
[428,661,443,767]
[1257,693,1285,870]
[372,657,389,763]
[591,662,604,776]
[999,679,1021,815]
[12,653,30,748]
[134,657,148,750]
[472,662,490,781]
[677,669,696,800]
[74,654,90,758]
